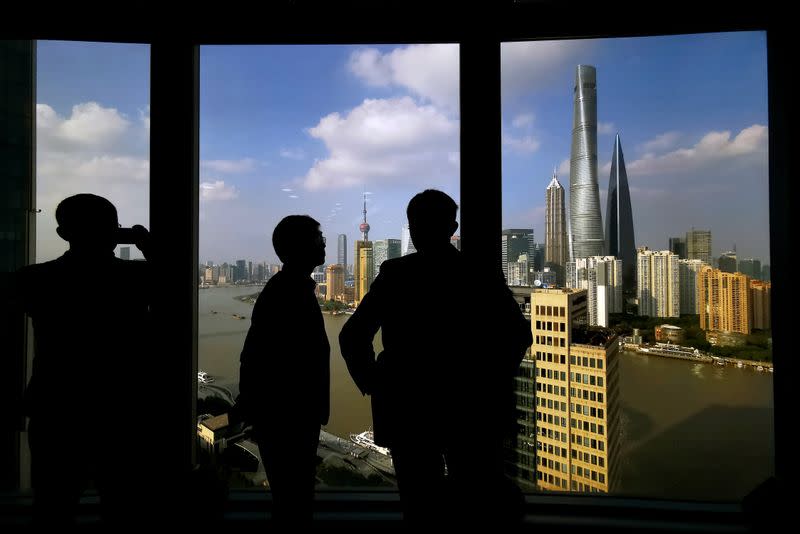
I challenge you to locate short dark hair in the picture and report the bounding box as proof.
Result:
[272,215,321,263]
[406,189,458,227]
[55,193,118,230]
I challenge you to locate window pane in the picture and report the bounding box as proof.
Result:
[198,44,459,490]
[26,41,150,492]
[503,33,773,500]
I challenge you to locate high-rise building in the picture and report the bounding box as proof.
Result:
[678,259,706,315]
[637,250,680,318]
[358,246,374,302]
[686,229,712,266]
[508,254,530,287]
[401,224,416,256]
[502,229,535,284]
[566,256,622,327]
[750,280,771,330]
[718,251,737,274]
[569,65,604,260]
[699,267,751,335]
[119,246,131,260]
[668,237,687,259]
[604,134,636,293]
[545,170,568,283]
[511,288,619,493]
[337,234,347,267]
[373,239,401,275]
[326,264,346,302]
[739,258,762,280]
[236,259,247,283]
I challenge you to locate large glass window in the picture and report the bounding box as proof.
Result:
[502,32,773,500]
[16,41,150,490]
[197,44,459,489]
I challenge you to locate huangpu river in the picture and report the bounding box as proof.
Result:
[199,286,774,501]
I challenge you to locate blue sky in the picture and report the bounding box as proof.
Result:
[35,32,769,267]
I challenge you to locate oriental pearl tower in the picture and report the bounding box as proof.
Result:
[359,193,370,240]
[354,192,373,303]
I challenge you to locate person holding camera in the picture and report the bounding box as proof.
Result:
[12,193,153,526]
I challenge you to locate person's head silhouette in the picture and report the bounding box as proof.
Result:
[55,193,119,255]
[406,189,458,253]
[273,215,326,272]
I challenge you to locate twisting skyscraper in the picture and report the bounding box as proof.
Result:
[545,168,567,284]
[605,133,636,293]
[569,65,604,259]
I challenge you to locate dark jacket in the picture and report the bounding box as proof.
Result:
[13,251,152,420]
[237,269,331,430]
[339,246,531,447]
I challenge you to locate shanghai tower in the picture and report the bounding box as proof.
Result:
[605,133,636,293]
[569,65,605,259]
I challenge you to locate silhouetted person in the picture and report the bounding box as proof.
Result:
[340,189,532,524]
[235,215,329,526]
[12,193,153,526]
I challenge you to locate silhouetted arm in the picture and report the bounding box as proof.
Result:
[339,273,384,396]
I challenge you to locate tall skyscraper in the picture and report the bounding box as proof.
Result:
[604,134,636,293]
[718,250,737,274]
[761,264,771,282]
[511,288,619,493]
[545,169,568,282]
[739,258,761,279]
[236,259,247,283]
[566,256,622,327]
[569,65,604,259]
[501,229,535,284]
[373,239,401,274]
[337,234,347,267]
[637,250,680,318]
[678,259,705,315]
[353,193,372,303]
[119,246,131,260]
[326,264,346,302]
[686,229,712,266]
[750,280,771,330]
[668,237,687,259]
[699,267,751,335]
[401,224,416,256]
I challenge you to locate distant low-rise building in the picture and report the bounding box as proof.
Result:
[654,324,685,344]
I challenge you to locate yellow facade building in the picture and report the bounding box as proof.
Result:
[513,288,619,493]
[699,267,752,335]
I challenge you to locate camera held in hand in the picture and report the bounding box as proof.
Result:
[116,225,148,246]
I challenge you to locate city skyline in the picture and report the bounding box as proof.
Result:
[35,33,769,267]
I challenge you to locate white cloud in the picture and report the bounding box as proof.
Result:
[512,113,535,128]
[280,148,306,160]
[501,40,595,99]
[627,125,767,176]
[139,105,150,130]
[598,122,615,135]
[303,97,459,191]
[200,180,239,201]
[35,101,151,262]
[348,45,460,110]
[289,194,299,199]
[37,102,130,151]
[201,158,257,173]
[640,131,681,154]
[281,187,293,192]
[557,158,570,176]
[503,133,540,154]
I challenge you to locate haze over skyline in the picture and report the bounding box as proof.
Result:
[36,32,769,267]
